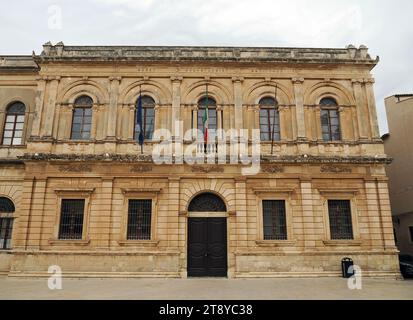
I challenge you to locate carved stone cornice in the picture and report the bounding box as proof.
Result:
[130,165,153,173]
[58,164,92,172]
[260,165,284,173]
[191,165,224,173]
[320,165,352,174]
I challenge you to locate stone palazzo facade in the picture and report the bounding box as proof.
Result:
[0,43,400,278]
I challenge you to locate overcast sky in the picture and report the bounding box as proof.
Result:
[1,0,412,134]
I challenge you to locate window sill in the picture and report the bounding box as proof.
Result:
[255,240,297,247]
[48,239,90,246]
[0,145,27,148]
[323,240,362,246]
[118,240,159,247]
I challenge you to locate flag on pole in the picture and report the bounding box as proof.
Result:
[203,85,209,143]
[136,91,144,146]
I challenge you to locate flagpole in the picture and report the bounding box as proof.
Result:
[139,85,143,154]
[205,84,209,153]
[271,85,278,155]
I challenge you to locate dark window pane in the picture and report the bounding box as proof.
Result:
[0,217,14,250]
[7,102,26,114]
[188,193,226,212]
[2,105,26,145]
[328,200,353,240]
[71,107,92,140]
[58,199,85,240]
[320,97,338,106]
[262,200,287,240]
[259,97,277,106]
[127,200,152,240]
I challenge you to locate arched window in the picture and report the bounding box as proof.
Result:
[188,193,227,212]
[0,197,15,250]
[197,97,218,141]
[134,95,155,141]
[2,102,26,146]
[320,97,341,141]
[259,97,280,142]
[71,95,93,140]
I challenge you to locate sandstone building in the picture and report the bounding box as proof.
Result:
[383,94,413,257]
[0,43,399,278]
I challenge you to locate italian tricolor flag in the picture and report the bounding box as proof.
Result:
[202,104,209,143]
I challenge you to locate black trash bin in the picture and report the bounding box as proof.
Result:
[341,257,354,278]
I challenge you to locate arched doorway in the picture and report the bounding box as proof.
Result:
[187,192,228,277]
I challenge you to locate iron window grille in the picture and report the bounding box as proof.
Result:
[71,96,93,140]
[188,193,227,212]
[320,97,341,142]
[262,200,288,240]
[127,199,152,240]
[2,102,25,146]
[58,199,85,240]
[259,97,280,142]
[328,200,354,240]
[134,96,155,141]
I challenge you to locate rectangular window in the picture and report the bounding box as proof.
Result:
[127,199,152,240]
[0,218,13,249]
[262,200,287,240]
[409,226,413,242]
[58,199,85,240]
[328,200,353,240]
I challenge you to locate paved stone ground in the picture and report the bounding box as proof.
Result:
[0,277,412,300]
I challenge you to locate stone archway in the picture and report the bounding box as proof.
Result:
[187,192,228,277]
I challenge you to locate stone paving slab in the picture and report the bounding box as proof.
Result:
[0,277,412,300]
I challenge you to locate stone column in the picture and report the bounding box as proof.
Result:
[232,77,244,131]
[30,76,47,138]
[352,79,369,140]
[292,78,306,141]
[90,104,100,140]
[278,106,287,142]
[235,177,248,249]
[51,103,61,139]
[300,179,316,249]
[192,106,198,140]
[171,76,182,139]
[376,180,397,250]
[128,105,135,140]
[168,178,180,248]
[107,77,121,140]
[315,106,322,141]
[364,79,381,140]
[41,76,60,138]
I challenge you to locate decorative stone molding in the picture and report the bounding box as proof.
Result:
[170,76,183,82]
[130,165,153,173]
[292,77,304,84]
[191,165,224,173]
[261,165,284,173]
[231,76,244,83]
[252,187,295,195]
[320,165,352,174]
[121,188,162,195]
[58,164,92,173]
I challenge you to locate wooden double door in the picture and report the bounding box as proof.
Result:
[187,217,227,277]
